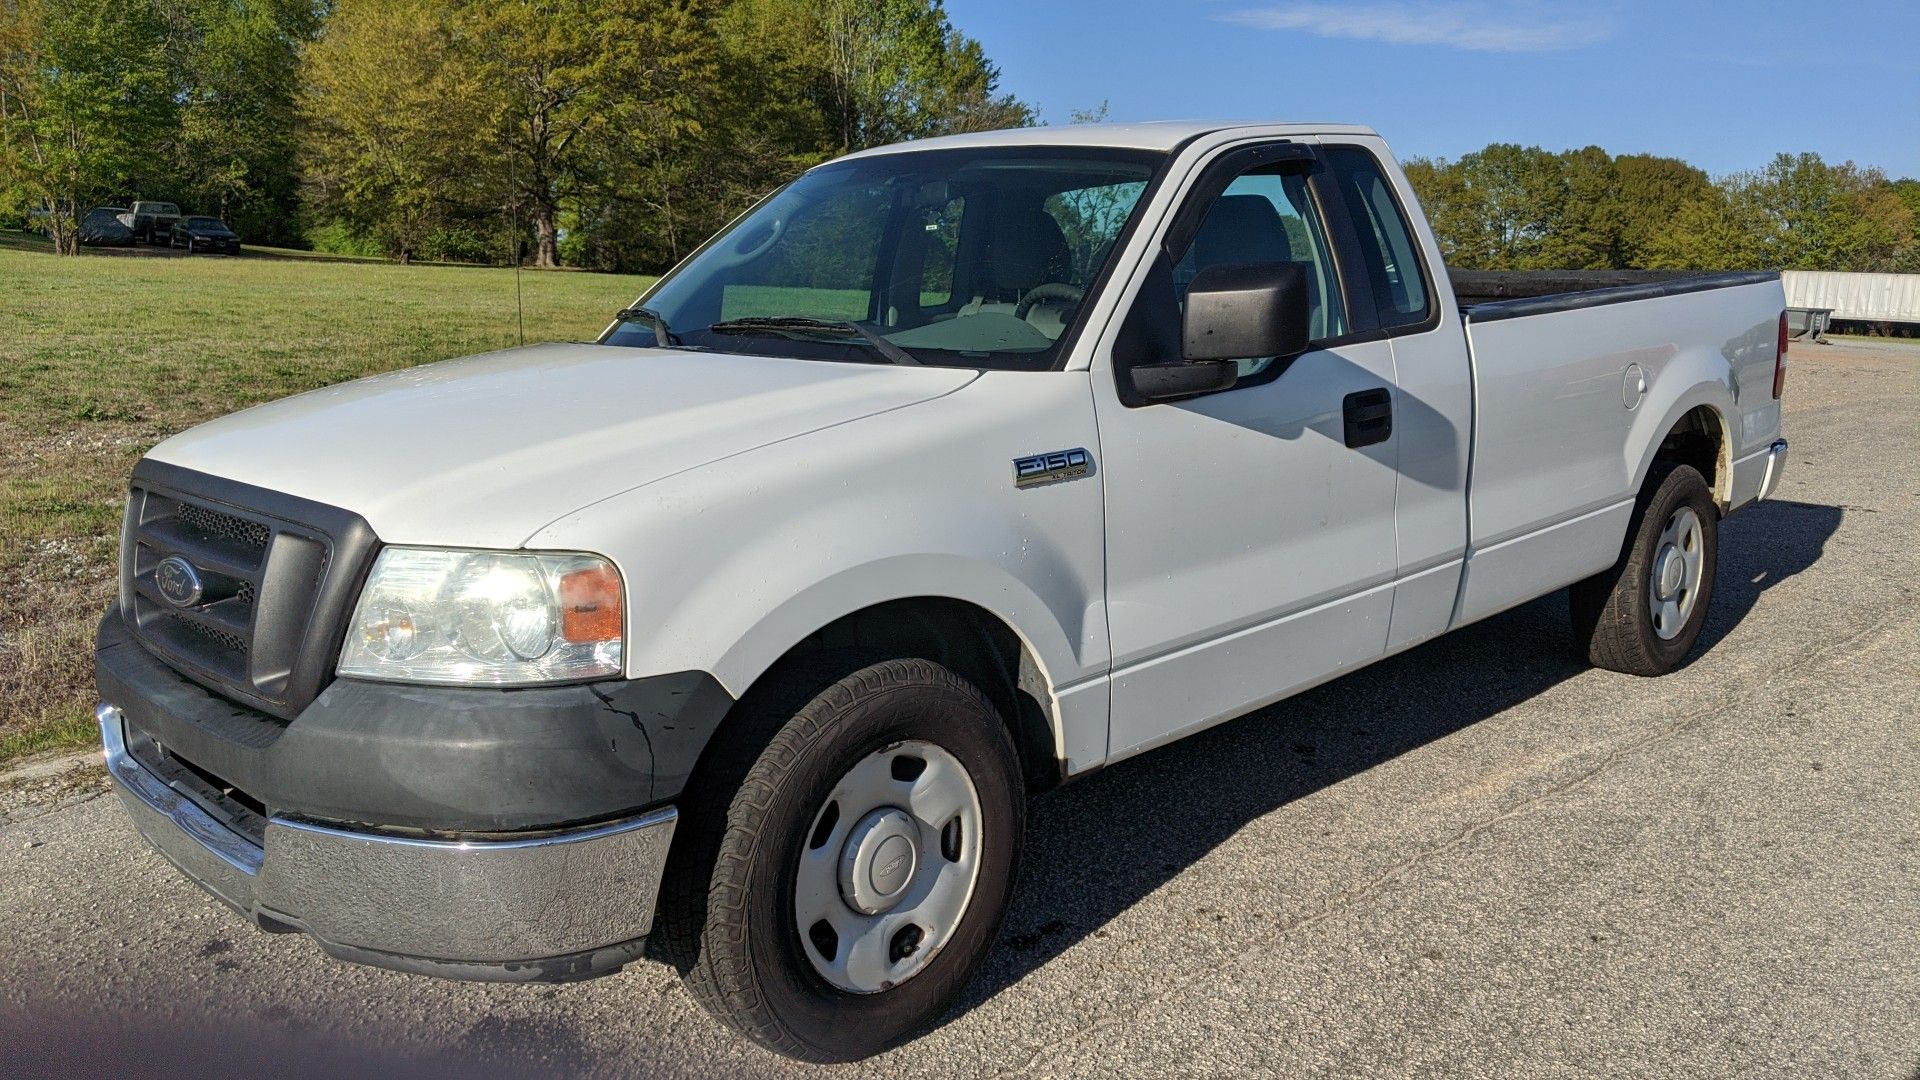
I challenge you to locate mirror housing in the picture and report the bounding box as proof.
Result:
[1131,359,1239,400]
[1181,261,1310,362]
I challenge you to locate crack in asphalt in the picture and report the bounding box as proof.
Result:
[1001,601,1907,1076]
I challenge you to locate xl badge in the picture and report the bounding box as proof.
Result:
[1013,447,1092,489]
[155,554,204,608]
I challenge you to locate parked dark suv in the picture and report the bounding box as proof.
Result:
[170,216,241,255]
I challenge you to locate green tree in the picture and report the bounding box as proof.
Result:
[1893,178,1920,271]
[461,0,717,269]
[562,0,1036,273]
[723,0,1032,154]
[1402,155,1483,266]
[1540,145,1618,269]
[298,0,490,262]
[0,0,174,254]
[1744,153,1911,271]
[1408,144,1574,269]
[1405,144,1918,274]
[166,0,320,244]
[1610,154,1717,269]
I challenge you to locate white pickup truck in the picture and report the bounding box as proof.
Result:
[96,122,1789,1061]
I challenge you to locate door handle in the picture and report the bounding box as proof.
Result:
[1343,388,1393,448]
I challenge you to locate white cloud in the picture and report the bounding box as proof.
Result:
[1218,2,1617,53]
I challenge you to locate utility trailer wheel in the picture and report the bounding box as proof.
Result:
[657,658,1024,1062]
[1571,463,1719,675]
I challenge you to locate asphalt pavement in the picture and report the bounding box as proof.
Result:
[3,342,1915,1078]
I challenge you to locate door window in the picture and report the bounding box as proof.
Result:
[1174,165,1349,354]
[1323,147,1431,328]
[1109,156,1354,385]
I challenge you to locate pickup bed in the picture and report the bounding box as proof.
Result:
[96,121,1788,1061]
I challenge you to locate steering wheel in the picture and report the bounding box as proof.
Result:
[1015,283,1085,320]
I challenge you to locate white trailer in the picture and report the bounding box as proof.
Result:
[1782,270,1920,331]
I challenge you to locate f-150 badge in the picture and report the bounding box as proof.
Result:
[1013,448,1092,489]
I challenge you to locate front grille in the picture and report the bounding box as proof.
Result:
[168,611,247,656]
[121,461,378,720]
[175,501,271,553]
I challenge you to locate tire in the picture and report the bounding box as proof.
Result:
[1570,462,1719,675]
[657,657,1024,1062]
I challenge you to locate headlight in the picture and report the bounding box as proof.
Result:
[339,548,623,685]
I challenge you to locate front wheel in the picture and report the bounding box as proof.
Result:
[659,658,1024,1062]
[1571,462,1719,675]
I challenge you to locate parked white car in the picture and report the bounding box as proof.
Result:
[97,121,1788,1061]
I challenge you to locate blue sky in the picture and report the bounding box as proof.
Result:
[949,0,1920,179]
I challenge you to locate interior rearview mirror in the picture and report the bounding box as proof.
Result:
[1182,261,1311,363]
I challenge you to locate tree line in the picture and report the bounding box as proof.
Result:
[0,0,1031,267]
[1405,144,1920,274]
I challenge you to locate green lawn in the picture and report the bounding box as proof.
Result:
[0,232,654,763]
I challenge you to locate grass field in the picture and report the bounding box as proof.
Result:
[0,231,654,763]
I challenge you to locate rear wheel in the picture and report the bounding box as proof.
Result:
[659,658,1024,1062]
[1570,463,1719,675]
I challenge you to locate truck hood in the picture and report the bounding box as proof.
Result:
[146,343,978,548]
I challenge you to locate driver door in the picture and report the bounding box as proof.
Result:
[1093,142,1402,759]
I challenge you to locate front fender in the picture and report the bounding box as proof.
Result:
[525,370,1113,774]
[707,553,1089,712]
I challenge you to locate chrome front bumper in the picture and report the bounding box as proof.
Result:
[99,703,677,982]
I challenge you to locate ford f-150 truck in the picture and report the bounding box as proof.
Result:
[95,122,1789,1061]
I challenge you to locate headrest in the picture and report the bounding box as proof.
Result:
[1191,194,1293,269]
[988,208,1072,291]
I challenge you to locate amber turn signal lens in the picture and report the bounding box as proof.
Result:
[560,564,622,643]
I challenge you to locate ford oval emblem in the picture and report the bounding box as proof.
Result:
[155,555,204,608]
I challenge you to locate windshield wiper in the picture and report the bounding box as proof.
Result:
[615,306,678,346]
[705,316,921,367]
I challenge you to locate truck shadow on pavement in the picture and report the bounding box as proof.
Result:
[951,498,1841,1021]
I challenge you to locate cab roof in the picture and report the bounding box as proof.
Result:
[836,121,1379,161]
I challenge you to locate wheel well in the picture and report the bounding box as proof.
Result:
[1653,406,1727,509]
[711,599,1064,794]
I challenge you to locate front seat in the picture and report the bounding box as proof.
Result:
[962,207,1076,335]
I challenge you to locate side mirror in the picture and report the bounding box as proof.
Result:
[1128,262,1311,403]
[1182,261,1310,363]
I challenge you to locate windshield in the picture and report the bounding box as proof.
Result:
[604,146,1162,370]
[186,217,223,229]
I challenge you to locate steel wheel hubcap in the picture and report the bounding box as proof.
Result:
[795,740,983,993]
[839,809,919,914]
[1648,506,1704,640]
